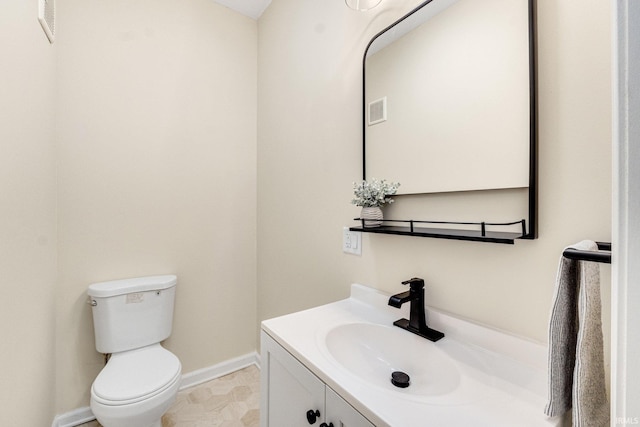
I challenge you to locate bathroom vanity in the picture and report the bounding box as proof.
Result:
[261,332,374,427]
[260,284,561,427]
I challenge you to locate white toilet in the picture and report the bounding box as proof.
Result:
[88,275,182,427]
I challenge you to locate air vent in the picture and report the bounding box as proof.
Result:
[368,97,387,126]
[38,0,55,43]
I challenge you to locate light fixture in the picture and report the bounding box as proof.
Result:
[345,0,382,11]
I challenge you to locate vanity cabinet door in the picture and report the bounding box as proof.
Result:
[261,332,326,427]
[325,387,375,427]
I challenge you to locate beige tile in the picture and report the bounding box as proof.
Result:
[231,385,252,402]
[241,409,259,427]
[187,387,214,404]
[204,392,234,412]
[221,401,248,421]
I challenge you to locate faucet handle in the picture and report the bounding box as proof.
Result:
[401,277,425,290]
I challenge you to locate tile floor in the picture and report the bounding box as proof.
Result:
[80,365,260,427]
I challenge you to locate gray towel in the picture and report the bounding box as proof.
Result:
[545,240,609,426]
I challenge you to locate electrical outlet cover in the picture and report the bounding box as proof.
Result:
[343,227,362,256]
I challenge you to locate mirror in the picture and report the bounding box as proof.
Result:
[362,0,536,239]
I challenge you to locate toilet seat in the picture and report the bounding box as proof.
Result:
[91,344,181,406]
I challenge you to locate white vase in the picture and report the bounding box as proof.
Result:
[360,206,383,228]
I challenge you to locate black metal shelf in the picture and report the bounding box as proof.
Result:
[350,219,527,245]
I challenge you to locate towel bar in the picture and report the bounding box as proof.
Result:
[562,241,611,264]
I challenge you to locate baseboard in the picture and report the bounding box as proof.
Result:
[51,407,94,427]
[179,351,260,390]
[51,351,261,427]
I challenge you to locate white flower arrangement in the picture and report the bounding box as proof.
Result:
[351,178,400,208]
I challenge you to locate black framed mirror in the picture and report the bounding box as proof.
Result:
[358,0,537,242]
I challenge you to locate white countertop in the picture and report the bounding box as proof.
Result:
[261,284,561,427]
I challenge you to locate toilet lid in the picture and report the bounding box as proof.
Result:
[92,344,181,405]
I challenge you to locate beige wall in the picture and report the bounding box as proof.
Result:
[257,0,611,349]
[0,1,57,425]
[55,0,257,414]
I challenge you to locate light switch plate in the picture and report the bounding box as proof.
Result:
[343,227,362,256]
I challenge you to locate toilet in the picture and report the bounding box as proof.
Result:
[87,275,182,427]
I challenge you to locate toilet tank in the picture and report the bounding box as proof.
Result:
[88,275,177,354]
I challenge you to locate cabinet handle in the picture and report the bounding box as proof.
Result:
[306,409,321,424]
[320,423,334,427]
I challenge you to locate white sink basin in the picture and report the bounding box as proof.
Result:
[322,322,495,405]
[264,284,557,426]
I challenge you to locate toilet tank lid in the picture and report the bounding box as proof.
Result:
[88,275,177,298]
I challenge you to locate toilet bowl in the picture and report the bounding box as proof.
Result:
[88,275,181,427]
[90,344,181,427]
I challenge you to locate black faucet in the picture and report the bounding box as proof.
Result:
[388,277,444,342]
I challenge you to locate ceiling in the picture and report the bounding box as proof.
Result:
[213,0,272,19]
